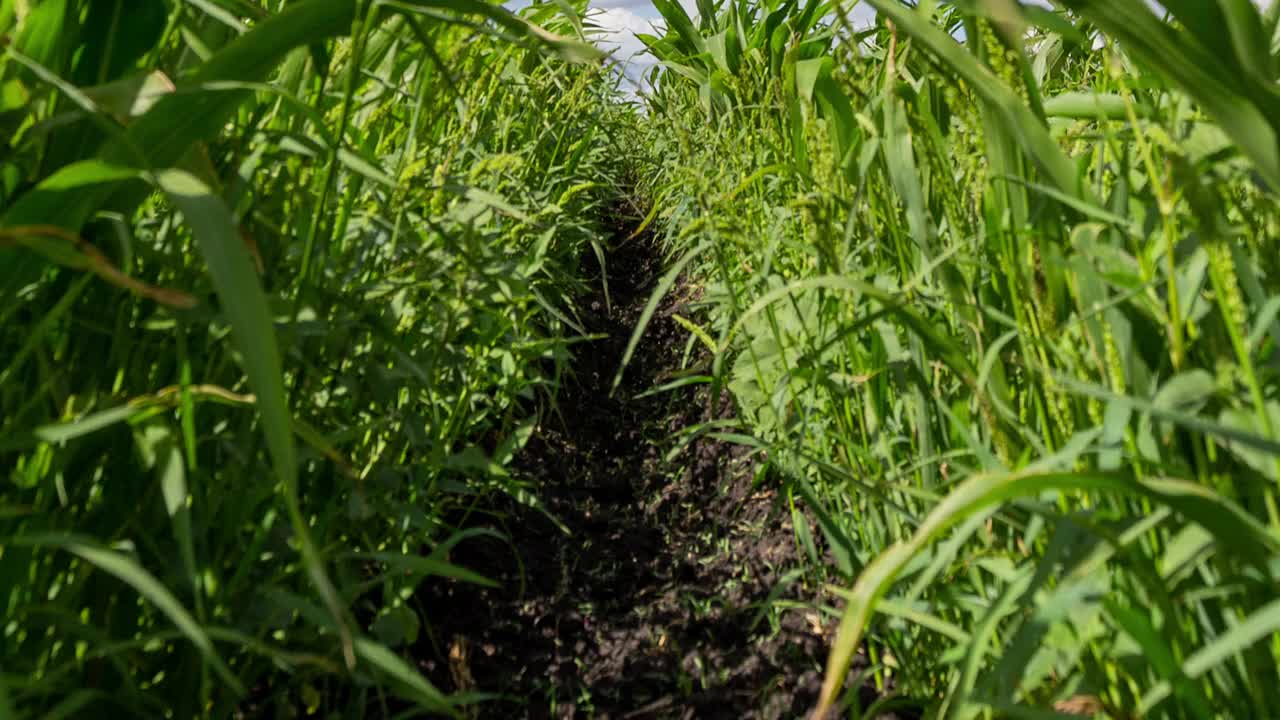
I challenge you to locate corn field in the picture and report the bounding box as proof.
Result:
[3,0,1280,718]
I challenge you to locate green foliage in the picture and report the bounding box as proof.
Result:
[635,0,1280,716]
[9,0,1280,715]
[0,0,627,715]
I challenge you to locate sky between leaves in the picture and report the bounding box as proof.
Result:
[584,0,1275,91]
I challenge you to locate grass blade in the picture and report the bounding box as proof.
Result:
[156,168,354,667]
[12,534,244,695]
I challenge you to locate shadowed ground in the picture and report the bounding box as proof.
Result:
[415,207,873,719]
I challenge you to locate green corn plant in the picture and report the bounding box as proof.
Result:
[633,0,1280,717]
[1,0,627,715]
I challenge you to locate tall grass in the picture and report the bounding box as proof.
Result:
[7,0,1280,716]
[1,0,630,715]
[635,0,1280,716]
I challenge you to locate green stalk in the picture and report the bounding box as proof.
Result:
[296,0,374,297]
[1206,240,1280,525]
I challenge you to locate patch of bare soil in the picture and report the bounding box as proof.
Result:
[415,211,897,719]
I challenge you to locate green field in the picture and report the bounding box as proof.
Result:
[4,0,1280,717]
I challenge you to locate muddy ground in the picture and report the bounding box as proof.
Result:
[415,215,896,719]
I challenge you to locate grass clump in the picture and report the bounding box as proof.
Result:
[6,0,1280,716]
[0,0,631,715]
[634,0,1280,716]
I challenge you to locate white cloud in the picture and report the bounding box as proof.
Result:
[588,6,661,61]
[588,0,662,10]
[848,2,876,26]
[586,5,655,58]
[586,4,664,89]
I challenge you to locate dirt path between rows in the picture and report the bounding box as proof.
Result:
[416,211,876,719]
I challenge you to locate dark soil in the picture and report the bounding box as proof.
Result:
[415,212,886,719]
